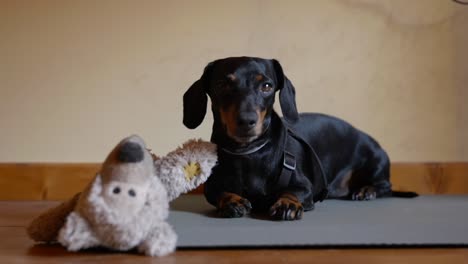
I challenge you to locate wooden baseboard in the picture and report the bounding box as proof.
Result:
[390,162,468,195]
[0,162,467,200]
[0,163,99,200]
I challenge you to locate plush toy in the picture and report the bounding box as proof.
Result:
[27,135,217,256]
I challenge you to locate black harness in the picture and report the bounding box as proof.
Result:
[278,125,329,202]
[221,122,329,203]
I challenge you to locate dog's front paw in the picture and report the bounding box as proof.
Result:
[352,186,377,201]
[269,193,304,221]
[217,192,252,218]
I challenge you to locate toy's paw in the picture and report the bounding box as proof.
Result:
[155,139,217,201]
[182,140,217,187]
[351,186,377,201]
[184,162,202,182]
[58,212,99,251]
[217,192,252,218]
[138,222,177,257]
[269,193,304,221]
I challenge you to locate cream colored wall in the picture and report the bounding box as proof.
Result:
[454,6,468,160]
[0,0,466,162]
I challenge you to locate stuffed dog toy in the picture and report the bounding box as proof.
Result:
[27,135,217,256]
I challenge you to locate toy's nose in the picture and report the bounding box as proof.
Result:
[118,142,144,162]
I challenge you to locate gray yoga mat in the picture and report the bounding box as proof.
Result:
[169,195,468,248]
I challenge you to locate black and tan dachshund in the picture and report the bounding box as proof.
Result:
[183,56,417,221]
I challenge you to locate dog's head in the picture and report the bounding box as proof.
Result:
[183,57,298,144]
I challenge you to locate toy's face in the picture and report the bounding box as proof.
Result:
[101,180,149,220]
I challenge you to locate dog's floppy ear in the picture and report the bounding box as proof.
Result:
[272,59,299,123]
[183,62,213,129]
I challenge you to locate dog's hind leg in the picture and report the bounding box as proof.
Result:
[349,150,392,201]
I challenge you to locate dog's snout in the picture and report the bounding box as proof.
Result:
[237,112,258,130]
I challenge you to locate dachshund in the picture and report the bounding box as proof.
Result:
[183,56,417,221]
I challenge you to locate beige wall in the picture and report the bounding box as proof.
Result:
[0,0,466,162]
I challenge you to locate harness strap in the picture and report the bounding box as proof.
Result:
[277,148,296,190]
[276,126,329,202]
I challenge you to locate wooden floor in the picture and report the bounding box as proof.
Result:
[1,201,467,264]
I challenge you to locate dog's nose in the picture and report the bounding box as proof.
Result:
[237,112,257,130]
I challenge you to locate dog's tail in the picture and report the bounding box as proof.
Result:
[391,190,419,198]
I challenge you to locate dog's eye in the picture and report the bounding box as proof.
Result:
[260,82,273,93]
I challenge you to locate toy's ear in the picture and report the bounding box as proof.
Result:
[183,62,214,129]
[272,59,299,123]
